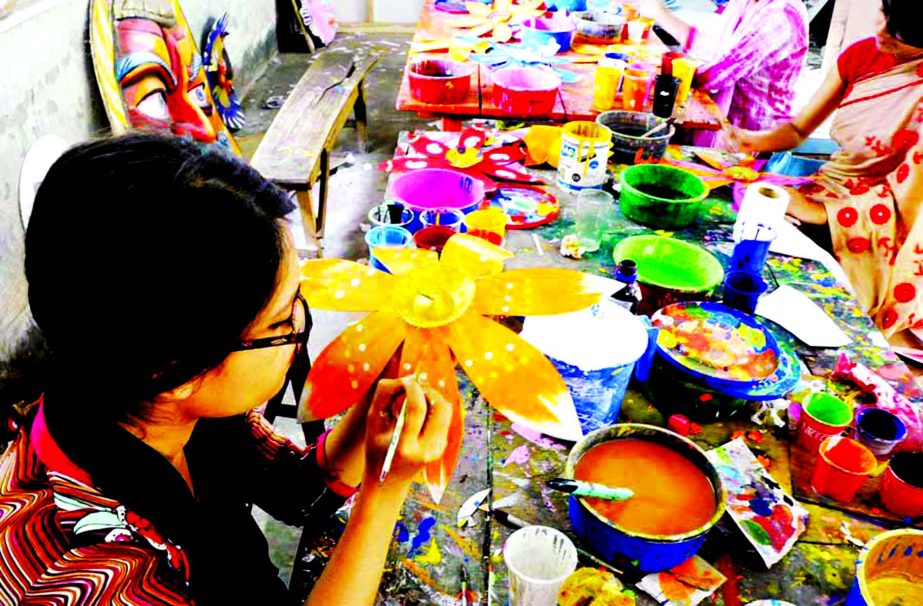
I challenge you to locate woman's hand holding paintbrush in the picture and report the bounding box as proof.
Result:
[365,374,453,491]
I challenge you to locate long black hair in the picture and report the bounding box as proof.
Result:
[882,0,923,49]
[25,134,295,424]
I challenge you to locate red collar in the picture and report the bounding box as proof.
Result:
[30,398,94,487]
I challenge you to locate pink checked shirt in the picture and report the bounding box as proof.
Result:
[688,0,809,133]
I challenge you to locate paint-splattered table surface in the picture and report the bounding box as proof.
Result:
[299,144,921,605]
[396,0,723,131]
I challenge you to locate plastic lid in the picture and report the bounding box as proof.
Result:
[615,259,638,283]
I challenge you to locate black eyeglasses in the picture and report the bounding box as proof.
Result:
[232,292,311,352]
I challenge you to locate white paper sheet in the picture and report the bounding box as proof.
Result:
[755,285,852,348]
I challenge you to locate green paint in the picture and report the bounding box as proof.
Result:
[742,519,772,546]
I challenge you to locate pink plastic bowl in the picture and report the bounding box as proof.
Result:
[408,59,476,104]
[491,66,562,116]
[388,168,486,230]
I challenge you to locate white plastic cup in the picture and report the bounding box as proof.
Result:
[503,525,578,606]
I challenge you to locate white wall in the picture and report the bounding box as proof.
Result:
[334,0,424,24]
[0,0,277,357]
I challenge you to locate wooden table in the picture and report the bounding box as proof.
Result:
[294,143,923,605]
[396,0,724,132]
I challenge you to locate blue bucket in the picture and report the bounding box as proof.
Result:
[364,225,414,273]
[846,529,923,605]
[520,300,649,434]
[564,424,727,572]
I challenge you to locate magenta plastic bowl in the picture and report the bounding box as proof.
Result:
[408,58,476,104]
[491,66,561,116]
[388,168,486,231]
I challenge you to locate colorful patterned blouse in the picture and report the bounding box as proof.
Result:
[0,401,347,605]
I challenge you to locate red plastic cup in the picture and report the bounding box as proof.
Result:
[798,392,853,453]
[811,436,877,503]
[880,451,923,518]
[413,225,456,253]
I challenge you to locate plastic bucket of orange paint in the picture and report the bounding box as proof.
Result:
[811,436,877,503]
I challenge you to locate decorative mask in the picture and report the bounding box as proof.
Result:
[90,0,241,155]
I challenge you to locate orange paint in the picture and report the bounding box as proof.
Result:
[574,439,716,536]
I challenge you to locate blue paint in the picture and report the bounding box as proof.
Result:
[395,522,410,543]
[749,497,772,517]
[730,238,772,275]
[410,517,437,555]
[555,358,635,434]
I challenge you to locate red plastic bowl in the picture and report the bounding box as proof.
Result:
[408,59,475,105]
[491,66,561,116]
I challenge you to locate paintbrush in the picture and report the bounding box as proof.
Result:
[481,506,633,580]
[546,478,635,501]
[378,395,409,485]
[459,562,470,606]
[638,116,676,140]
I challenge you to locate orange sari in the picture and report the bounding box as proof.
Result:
[804,57,923,343]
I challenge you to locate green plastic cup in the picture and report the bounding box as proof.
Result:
[619,164,708,229]
[799,392,853,452]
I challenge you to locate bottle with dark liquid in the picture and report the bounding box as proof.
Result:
[611,259,643,314]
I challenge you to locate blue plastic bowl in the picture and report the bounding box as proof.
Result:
[564,424,727,572]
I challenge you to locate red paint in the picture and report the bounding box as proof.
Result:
[897,163,910,183]
[574,439,716,536]
[892,128,920,152]
[870,204,892,225]
[413,225,456,252]
[882,308,898,329]
[846,237,871,253]
[880,452,923,517]
[810,436,877,503]
[667,414,690,436]
[491,67,560,116]
[468,229,504,246]
[408,59,474,105]
[837,207,858,228]
[716,553,743,606]
[894,282,917,304]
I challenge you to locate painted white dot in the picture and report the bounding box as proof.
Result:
[351,277,361,287]
[484,351,494,360]
[334,290,346,299]
[427,143,443,154]
[403,362,412,371]
[490,153,510,161]
[496,170,517,179]
[504,295,512,302]
[506,282,514,290]
[366,269,377,277]
[464,359,474,367]
[505,343,515,352]
[438,379,446,388]
[362,362,370,372]
[358,343,367,352]
[418,372,429,382]
[356,324,364,332]
[406,160,429,169]
[464,136,480,148]
[502,306,510,313]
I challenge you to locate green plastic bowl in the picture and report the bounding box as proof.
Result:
[619,164,707,229]
[612,235,724,315]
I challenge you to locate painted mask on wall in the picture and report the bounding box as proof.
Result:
[90,0,241,155]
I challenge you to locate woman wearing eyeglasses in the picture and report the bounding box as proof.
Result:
[0,134,452,605]
[731,0,923,355]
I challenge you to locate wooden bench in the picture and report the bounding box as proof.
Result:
[251,52,378,248]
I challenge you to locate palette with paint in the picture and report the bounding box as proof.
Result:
[652,302,781,390]
[487,184,560,229]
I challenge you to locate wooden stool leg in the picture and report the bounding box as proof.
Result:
[314,149,331,239]
[354,82,370,152]
[294,189,322,255]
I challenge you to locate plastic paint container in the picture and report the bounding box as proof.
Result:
[846,529,923,606]
[596,110,675,164]
[367,203,414,229]
[364,225,415,272]
[520,16,577,53]
[722,271,768,315]
[811,436,877,503]
[464,207,507,246]
[854,407,907,457]
[557,121,613,191]
[520,301,650,434]
[798,392,853,452]
[413,225,456,253]
[619,164,708,228]
[492,66,562,116]
[388,168,485,232]
[503,526,578,606]
[408,58,475,104]
[419,207,466,232]
[879,451,923,517]
[612,235,724,316]
[564,424,727,572]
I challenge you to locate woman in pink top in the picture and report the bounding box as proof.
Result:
[639,0,808,142]
[735,0,923,353]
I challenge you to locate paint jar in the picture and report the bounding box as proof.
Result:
[367,203,414,229]
[413,225,456,253]
[364,225,415,273]
[811,436,877,503]
[671,57,700,106]
[798,392,853,452]
[621,69,654,112]
[854,407,907,457]
[661,51,682,76]
[503,525,578,606]
[574,189,616,252]
[419,207,466,232]
[637,17,655,38]
[520,300,650,433]
[730,223,777,275]
[846,528,923,606]
[557,121,613,191]
[620,3,639,21]
[880,451,923,518]
[652,75,680,119]
[593,59,627,111]
[625,19,646,43]
[722,271,768,315]
[464,207,507,246]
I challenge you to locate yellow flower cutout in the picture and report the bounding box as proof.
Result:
[300,234,601,502]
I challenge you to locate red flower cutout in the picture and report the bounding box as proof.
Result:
[892,129,920,153]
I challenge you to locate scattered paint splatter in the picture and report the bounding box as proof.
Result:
[510,423,566,450]
[395,522,410,543]
[443,526,482,560]
[410,517,437,555]
[416,539,443,565]
[502,444,531,468]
